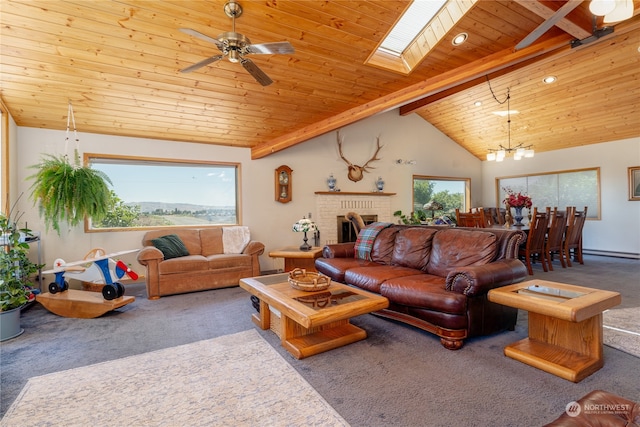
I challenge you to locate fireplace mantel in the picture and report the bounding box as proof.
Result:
[314,191,396,196]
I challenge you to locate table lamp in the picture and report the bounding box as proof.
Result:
[292,217,317,251]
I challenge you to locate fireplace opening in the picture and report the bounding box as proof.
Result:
[336,215,377,243]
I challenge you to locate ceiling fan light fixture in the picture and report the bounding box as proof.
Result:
[525,149,535,158]
[603,0,634,22]
[589,0,616,16]
[487,152,496,161]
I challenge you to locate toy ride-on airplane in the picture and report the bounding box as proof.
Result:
[37,249,140,319]
[43,248,140,300]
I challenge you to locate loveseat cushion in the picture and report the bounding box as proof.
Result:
[158,255,209,274]
[390,227,438,271]
[200,228,224,256]
[207,254,252,269]
[380,275,467,315]
[151,234,190,259]
[426,229,497,277]
[345,265,422,293]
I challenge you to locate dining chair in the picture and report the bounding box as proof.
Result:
[545,207,567,270]
[564,206,588,267]
[519,207,550,275]
[482,207,500,226]
[456,208,486,228]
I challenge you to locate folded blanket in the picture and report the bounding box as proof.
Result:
[354,222,393,260]
[222,226,251,254]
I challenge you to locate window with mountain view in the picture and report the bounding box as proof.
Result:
[86,154,240,231]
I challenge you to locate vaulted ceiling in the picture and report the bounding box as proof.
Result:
[1,1,639,160]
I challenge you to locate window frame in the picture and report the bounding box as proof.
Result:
[495,167,601,220]
[412,175,471,214]
[84,153,242,232]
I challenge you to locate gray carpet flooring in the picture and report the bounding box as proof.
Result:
[1,255,639,426]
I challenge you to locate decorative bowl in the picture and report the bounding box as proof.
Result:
[288,268,331,292]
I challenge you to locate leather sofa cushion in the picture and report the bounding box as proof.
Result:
[158,255,209,274]
[200,228,224,256]
[370,227,400,265]
[315,257,378,283]
[390,227,437,270]
[427,229,497,277]
[380,275,467,315]
[207,254,252,269]
[345,265,421,293]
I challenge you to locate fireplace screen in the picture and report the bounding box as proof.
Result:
[336,215,377,243]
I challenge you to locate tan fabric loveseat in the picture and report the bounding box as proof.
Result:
[137,227,264,299]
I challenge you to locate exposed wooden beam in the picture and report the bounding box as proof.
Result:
[518,0,592,41]
[251,33,575,159]
[515,0,585,50]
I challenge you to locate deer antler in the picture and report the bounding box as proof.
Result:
[336,131,353,167]
[361,136,383,172]
[335,131,383,182]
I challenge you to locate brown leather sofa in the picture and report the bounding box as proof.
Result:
[315,225,527,350]
[137,228,264,299]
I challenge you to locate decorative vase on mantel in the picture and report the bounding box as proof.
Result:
[513,206,524,226]
[327,174,337,191]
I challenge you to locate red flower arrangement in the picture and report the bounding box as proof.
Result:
[502,187,532,208]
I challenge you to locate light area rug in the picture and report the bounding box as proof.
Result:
[603,307,640,359]
[0,330,349,427]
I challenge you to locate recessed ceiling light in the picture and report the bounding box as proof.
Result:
[452,33,468,46]
[543,75,557,84]
[474,101,482,107]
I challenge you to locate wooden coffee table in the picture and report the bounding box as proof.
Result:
[488,280,621,382]
[240,273,388,359]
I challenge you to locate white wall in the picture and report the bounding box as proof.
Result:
[481,137,640,256]
[10,109,639,280]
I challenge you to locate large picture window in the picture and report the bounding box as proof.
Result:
[413,175,471,219]
[496,168,600,219]
[85,154,241,231]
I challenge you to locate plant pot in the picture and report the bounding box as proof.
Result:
[0,306,24,342]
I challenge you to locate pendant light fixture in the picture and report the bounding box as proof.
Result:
[485,84,534,162]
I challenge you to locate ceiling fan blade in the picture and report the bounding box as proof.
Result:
[240,58,273,86]
[180,55,224,73]
[246,41,295,55]
[179,28,224,50]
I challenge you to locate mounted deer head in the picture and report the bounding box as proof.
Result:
[336,131,383,182]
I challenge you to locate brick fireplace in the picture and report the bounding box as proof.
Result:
[314,191,395,245]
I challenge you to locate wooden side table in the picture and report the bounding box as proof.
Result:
[488,280,620,382]
[268,246,323,272]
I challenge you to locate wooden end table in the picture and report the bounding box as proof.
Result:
[240,273,388,359]
[268,246,323,272]
[488,280,621,382]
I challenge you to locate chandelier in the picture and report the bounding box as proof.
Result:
[486,87,534,162]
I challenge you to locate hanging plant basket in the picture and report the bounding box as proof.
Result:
[28,103,112,234]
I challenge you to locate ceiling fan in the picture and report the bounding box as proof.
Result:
[179,1,295,86]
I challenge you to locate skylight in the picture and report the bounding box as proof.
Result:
[379,0,447,56]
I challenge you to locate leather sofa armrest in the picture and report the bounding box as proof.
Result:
[322,243,355,258]
[445,259,528,297]
[137,246,164,264]
[243,241,265,257]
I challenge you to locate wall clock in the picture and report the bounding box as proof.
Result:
[275,165,292,203]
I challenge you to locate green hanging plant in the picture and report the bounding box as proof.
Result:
[27,102,112,234]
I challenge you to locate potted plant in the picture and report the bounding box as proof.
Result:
[28,149,112,234]
[0,209,41,341]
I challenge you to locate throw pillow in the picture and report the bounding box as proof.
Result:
[151,234,190,259]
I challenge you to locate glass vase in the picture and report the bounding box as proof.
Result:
[513,206,524,226]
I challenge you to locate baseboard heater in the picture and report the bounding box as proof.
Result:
[582,249,639,260]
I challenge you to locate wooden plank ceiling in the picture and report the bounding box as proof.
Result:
[1,0,639,160]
